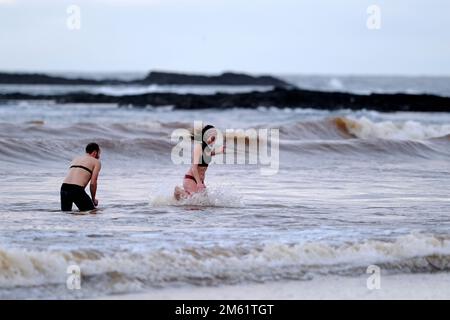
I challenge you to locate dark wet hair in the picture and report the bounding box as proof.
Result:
[202,125,215,137]
[202,125,215,150]
[85,142,100,154]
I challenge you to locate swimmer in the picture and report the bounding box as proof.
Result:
[60,142,102,212]
[174,125,225,200]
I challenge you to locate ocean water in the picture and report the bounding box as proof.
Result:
[0,78,450,299]
[284,75,450,97]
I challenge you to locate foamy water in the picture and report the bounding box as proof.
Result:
[1,94,450,298]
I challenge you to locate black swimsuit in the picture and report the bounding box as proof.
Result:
[199,144,212,167]
[184,145,211,184]
[69,165,93,175]
[60,165,95,212]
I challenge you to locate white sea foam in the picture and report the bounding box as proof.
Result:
[1,233,450,293]
[149,185,244,208]
[343,117,450,140]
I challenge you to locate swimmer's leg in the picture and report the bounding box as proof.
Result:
[60,184,74,212]
[73,187,95,212]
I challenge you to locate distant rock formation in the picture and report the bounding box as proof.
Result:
[2,87,450,112]
[136,71,289,86]
[0,71,290,87]
[0,72,110,85]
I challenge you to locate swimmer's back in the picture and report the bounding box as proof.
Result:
[63,155,100,187]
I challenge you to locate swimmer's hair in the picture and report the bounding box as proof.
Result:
[189,124,215,140]
[85,142,100,154]
[202,125,215,137]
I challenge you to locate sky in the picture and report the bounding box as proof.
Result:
[0,0,449,75]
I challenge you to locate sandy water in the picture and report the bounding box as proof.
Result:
[0,100,450,299]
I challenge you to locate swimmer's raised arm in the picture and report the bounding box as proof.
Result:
[212,144,226,156]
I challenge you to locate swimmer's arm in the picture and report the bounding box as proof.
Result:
[192,144,204,185]
[90,161,101,205]
[212,145,226,156]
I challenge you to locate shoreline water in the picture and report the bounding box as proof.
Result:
[1,88,449,299]
[98,273,450,300]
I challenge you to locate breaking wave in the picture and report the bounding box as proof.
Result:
[1,233,450,298]
[280,116,450,141]
[0,117,449,164]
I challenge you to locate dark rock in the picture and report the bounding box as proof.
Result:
[0,72,121,85]
[137,71,290,86]
[1,87,450,112]
[0,71,289,87]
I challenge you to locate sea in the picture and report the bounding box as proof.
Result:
[0,74,449,299]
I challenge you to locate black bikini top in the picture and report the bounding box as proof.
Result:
[70,165,93,175]
[199,145,212,167]
[199,125,215,167]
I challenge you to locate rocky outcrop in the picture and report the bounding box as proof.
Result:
[1,87,450,112]
[0,71,289,87]
[136,71,289,86]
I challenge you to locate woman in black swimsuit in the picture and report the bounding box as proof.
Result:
[174,125,225,200]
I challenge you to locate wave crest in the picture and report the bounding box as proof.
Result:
[1,234,450,295]
[0,118,449,164]
[280,117,450,141]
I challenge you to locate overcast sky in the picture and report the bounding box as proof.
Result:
[0,0,449,75]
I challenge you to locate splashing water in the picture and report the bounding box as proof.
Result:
[149,185,244,208]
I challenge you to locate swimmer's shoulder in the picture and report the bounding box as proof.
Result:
[71,155,99,168]
[91,157,101,169]
[70,155,83,165]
